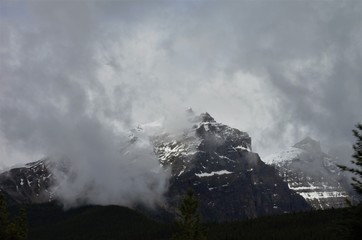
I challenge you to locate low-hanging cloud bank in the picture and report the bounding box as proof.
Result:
[0,0,361,205]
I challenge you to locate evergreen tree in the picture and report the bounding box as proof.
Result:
[0,194,27,240]
[172,188,207,240]
[337,123,362,239]
[338,123,362,197]
[0,194,10,239]
[16,208,28,240]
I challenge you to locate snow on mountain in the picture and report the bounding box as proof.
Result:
[264,137,351,209]
[195,170,233,178]
[264,147,304,165]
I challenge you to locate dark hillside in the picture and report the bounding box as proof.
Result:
[11,203,172,240]
[9,203,361,240]
[207,206,362,240]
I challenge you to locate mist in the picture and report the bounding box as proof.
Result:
[1,0,361,206]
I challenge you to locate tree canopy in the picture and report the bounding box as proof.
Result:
[0,194,27,240]
[172,188,207,240]
[338,123,362,198]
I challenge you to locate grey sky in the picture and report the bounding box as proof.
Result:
[0,0,361,205]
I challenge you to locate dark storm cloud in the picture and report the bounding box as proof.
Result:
[0,0,361,204]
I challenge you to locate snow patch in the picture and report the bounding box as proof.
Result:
[264,147,304,165]
[298,191,347,200]
[235,145,251,152]
[195,170,233,177]
[178,166,186,176]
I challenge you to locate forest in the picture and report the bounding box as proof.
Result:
[0,201,360,240]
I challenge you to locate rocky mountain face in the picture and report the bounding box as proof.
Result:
[151,112,310,221]
[0,160,53,205]
[0,157,71,206]
[264,137,351,210]
[0,112,313,222]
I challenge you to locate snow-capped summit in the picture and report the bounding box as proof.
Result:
[265,137,351,209]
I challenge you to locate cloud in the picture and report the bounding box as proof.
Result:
[0,0,170,208]
[0,0,361,205]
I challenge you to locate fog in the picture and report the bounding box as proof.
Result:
[0,0,361,206]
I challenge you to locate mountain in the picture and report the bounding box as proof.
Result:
[150,112,310,221]
[0,112,311,222]
[264,137,352,209]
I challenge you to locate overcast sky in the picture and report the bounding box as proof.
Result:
[1,0,361,168]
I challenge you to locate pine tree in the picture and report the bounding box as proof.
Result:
[16,208,28,240]
[337,123,362,240]
[172,188,207,240]
[0,194,27,240]
[338,123,362,197]
[0,194,10,239]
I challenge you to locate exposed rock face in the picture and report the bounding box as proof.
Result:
[153,113,310,221]
[0,160,54,204]
[264,137,351,209]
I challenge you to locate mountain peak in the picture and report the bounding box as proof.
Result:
[199,112,215,122]
[266,137,351,210]
[293,137,321,153]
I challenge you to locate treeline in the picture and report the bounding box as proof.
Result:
[207,206,362,240]
[0,195,27,240]
[23,203,173,240]
[4,202,360,240]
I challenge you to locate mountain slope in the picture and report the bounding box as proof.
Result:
[264,137,351,209]
[0,160,54,204]
[152,113,310,221]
